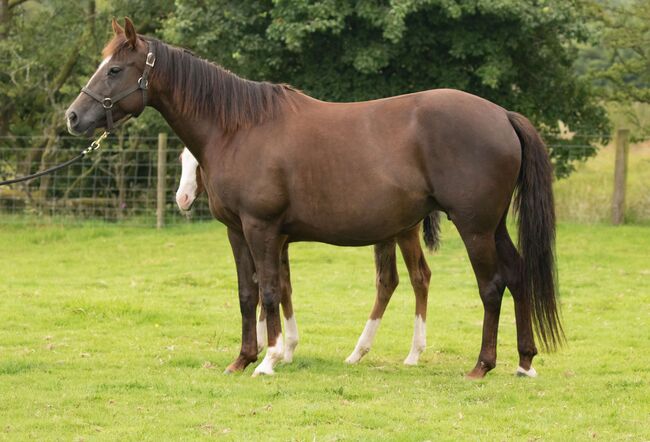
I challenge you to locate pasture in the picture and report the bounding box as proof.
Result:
[0,220,648,440]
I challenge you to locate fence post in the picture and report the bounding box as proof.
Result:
[156,132,168,229]
[611,128,630,225]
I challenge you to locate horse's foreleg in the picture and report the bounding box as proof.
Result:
[244,222,286,377]
[345,240,398,364]
[397,226,431,365]
[224,227,259,373]
[280,244,299,363]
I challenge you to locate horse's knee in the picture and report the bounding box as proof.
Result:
[261,289,280,314]
[377,272,399,297]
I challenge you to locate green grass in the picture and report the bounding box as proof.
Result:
[0,221,649,441]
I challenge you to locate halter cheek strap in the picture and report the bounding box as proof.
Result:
[81,42,156,131]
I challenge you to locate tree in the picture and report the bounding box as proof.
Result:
[163,0,609,177]
[592,0,649,104]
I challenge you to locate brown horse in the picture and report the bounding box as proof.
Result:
[66,18,562,378]
[176,147,438,365]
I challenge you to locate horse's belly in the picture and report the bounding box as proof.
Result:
[282,190,431,245]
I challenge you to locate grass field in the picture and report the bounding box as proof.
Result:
[0,221,649,441]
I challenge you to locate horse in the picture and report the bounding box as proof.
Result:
[176,146,439,366]
[66,18,562,378]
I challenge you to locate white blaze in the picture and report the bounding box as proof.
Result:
[86,55,112,88]
[175,147,200,211]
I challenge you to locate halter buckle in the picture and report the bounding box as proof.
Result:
[102,98,113,109]
[146,52,156,67]
[138,77,148,89]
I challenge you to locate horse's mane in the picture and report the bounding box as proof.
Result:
[103,35,293,133]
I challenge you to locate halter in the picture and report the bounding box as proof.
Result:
[81,41,156,131]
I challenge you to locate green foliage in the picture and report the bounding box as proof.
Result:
[164,0,610,177]
[2,1,615,178]
[591,0,650,104]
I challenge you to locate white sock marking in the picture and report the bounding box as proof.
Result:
[253,333,283,376]
[283,315,299,363]
[256,318,267,354]
[516,366,538,378]
[404,315,426,365]
[345,319,381,364]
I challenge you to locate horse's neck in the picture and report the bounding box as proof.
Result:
[149,91,221,164]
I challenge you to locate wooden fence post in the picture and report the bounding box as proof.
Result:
[611,128,629,225]
[156,132,168,229]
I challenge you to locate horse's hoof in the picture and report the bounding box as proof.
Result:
[465,367,488,380]
[252,367,275,377]
[403,353,420,366]
[516,366,538,378]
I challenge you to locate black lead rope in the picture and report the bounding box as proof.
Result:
[0,131,109,187]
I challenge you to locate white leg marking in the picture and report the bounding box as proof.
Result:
[345,319,381,364]
[283,316,299,363]
[253,333,283,377]
[516,366,538,378]
[256,318,267,355]
[404,315,427,365]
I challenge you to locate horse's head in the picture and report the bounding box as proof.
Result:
[176,147,203,212]
[65,18,154,136]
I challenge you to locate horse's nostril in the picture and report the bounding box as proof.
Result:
[68,111,78,124]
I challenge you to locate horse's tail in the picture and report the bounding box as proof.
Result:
[422,211,441,252]
[508,111,564,351]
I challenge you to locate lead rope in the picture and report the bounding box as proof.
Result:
[0,131,109,187]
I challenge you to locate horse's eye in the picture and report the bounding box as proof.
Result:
[108,66,122,76]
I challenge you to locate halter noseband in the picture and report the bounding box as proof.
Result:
[81,41,156,131]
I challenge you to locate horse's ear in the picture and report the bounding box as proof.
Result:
[124,17,137,48]
[111,18,124,35]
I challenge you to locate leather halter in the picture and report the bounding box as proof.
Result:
[81,41,156,131]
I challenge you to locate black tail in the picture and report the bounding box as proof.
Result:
[508,111,564,351]
[422,211,441,252]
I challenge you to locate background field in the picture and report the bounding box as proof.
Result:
[1,220,648,441]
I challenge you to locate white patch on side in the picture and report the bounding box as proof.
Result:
[175,147,200,211]
[252,333,283,377]
[256,318,267,354]
[283,315,299,363]
[86,55,112,87]
[404,315,427,365]
[516,366,538,378]
[345,319,381,364]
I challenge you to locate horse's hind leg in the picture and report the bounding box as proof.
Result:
[397,226,431,365]
[345,240,399,364]
[495,221,538,377]
[457,226,506,379]
[280,244,299,363]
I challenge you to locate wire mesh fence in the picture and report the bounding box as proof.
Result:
[0,132,640,226]
[0,134,212,226]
